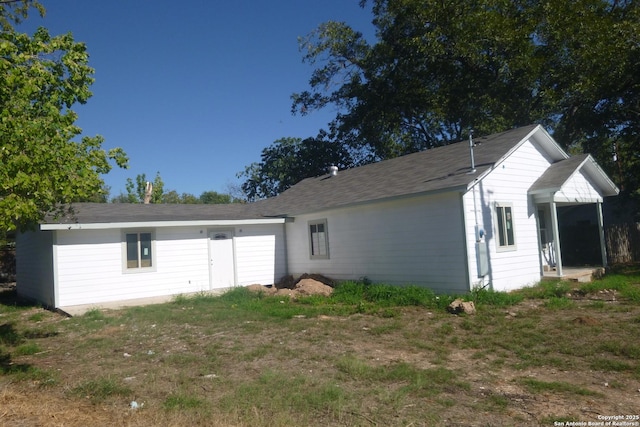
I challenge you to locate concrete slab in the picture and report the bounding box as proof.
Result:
[542,266,605,283]
[58,289,228,317]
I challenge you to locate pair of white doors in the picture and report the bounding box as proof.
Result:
[209,230,235,289]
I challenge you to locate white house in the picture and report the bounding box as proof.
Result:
[16,125,619,310]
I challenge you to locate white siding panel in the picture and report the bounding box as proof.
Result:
[16,230,55,306]
[556,171,602,203]
[286,192,468,293]
[54,227,211,307]
[464,139,552,291]
[234,224,286,286]
[51,224,285,308]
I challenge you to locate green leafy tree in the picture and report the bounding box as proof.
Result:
[180,192,200,204]
[114,172,164,203]
[1,5,128,230]
[0,0,44,32]
[199,191,233,204]
[292,0,639,204]
[239,135,354,201]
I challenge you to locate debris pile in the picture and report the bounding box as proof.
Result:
[245,274,335,299]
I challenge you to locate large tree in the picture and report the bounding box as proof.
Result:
[238,135,355,201]
[1,1,128,230]
[292,0,639,201]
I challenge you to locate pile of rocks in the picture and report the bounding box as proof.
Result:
[245,274,335,299]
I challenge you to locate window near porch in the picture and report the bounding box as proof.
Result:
[125,232,154,269]
[496,204,516,251]
[309,219,329,259]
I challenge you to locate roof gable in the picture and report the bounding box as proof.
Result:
[529,154,619,199]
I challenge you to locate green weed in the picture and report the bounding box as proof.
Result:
[471,288,523,306]
[82,308,107,321]
[516,281,572,299]
[590,358,634,372]
[1,357,57,385]
[517,378,600,396]
[598,341,640,359]
[0,322,21,346]
[163,393,207,410]
[13,342,40,356]
[70,377,132,403]
[544,297,575,309]
[27,312,45,322]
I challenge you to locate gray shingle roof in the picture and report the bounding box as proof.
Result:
[45,202,263,225]
[528,154,590,193]
[258,124,540,215]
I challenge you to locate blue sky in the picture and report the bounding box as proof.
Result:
[19,1,375,198]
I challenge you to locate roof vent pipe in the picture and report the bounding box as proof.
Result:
[329,165,338,176]
[468,129,476,174]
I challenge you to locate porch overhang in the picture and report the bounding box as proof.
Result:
[529,154,619,278]
[528,153,619,203]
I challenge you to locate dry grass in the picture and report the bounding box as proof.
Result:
[1,271,640,426]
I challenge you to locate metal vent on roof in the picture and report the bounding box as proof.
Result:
[329,165,338,176]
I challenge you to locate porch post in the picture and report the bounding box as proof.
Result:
[550,194,563,277]
[596,201,608,267]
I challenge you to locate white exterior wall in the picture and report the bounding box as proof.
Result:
[555,171,602,203]
[52,223,285,307]
[286,192,469,293]
[16,230,55,306]
[234,224,286,286]
[464,139,554,291]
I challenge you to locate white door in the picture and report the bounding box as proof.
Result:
[209,230,236,289]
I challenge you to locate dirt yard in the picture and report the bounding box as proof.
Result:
[1,281,639,426]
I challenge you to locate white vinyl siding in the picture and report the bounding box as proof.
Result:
[234,224,286,286]
[50,223,285,307]
[555,171,603,203]
[286,192,468,294]
[464,138,553,291]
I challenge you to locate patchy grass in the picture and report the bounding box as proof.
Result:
[517,378,601,397]
[70,377,132,402]
[1,270,640,426]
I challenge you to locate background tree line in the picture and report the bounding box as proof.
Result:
[109,172,243,205]
[2,0,638,233]
[241,0,639,218]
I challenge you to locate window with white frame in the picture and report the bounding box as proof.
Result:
[496,204,516,250]
[124,231,155,270]
[309,219,329,259]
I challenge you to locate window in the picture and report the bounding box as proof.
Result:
[496,204,516,250]
[309,219,329,259]
[124,231,154,270]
